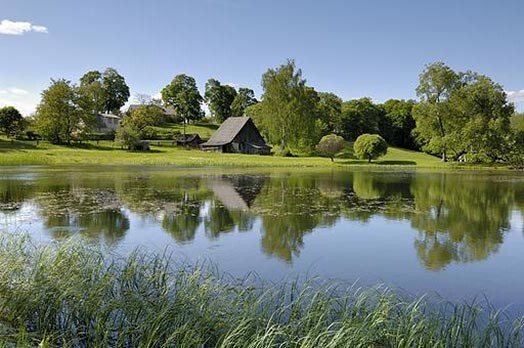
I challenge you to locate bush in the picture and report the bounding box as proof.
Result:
[316,134,345,162]
[354,134,388,163]
[115,124,140,150]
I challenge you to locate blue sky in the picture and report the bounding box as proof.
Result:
[1,0,523,115]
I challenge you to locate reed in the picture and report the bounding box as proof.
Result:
[0,234,522,347]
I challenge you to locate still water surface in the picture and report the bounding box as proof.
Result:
[1,167,523,309]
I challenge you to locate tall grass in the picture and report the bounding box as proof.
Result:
[0,234,522,347]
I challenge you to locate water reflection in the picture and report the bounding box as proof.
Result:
[0,170,522,270]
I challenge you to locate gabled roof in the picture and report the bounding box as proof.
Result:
[176,134,202,143]
[126,104,176,116]
[202,117,251,146]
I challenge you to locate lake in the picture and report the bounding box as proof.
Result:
[1,167,523,310]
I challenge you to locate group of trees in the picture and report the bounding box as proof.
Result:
[1,59,522,163]
[34,68,130,144]
[413,62,518,162]
[204,80,258,122]
[243,60,416,156]
[245,60,522,162]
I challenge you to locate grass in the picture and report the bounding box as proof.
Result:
[149,122,220,140]
[0,233,522,347]
[0,137,445,168]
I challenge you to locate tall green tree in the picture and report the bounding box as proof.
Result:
[102,68,130,113]
[35,79,83,144]
[251,60,320,154]
[161,74,203,134]
[0,106,25,137]
[78,71,106,117]
[204,79,237,122]
[338,98,384,141]
[381,99,417,149]
[412,62,461,161]
[451,73,514,162]
[414,62,515,162]
[316,92,342,133]
[231,88,257,117]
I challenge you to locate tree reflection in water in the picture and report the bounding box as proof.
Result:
[0,170,522,269]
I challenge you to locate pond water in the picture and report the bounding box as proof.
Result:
[1,167,523,310]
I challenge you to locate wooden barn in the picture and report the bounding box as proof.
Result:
[201,117,271,155]
[175,134,203,148]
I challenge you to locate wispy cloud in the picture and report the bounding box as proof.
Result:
[0,87,37,115]
[0,19,48,35]
[507,90,524,104]
[0,87,29,96]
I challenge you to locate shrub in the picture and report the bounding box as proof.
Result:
[354,134,388,163]
[316,134,345,162]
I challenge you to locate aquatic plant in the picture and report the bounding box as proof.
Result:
[0,233,522,347]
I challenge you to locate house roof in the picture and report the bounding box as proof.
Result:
[202,117,251,146]
[126,104,176,116]
[176,134,202,143]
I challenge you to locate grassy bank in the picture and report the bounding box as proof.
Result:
[0,234,522,347]
[0,138,444,168]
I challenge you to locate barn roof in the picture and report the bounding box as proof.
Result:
[176,134,202,143]
[202,117,251,146]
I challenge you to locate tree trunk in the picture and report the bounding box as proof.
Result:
[368,157,371,163]
[330,156,334,162]
[441,150,447,162]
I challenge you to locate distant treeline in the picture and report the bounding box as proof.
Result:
[1,60,523,163]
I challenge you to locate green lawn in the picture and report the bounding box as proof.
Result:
[149,122,219,140]
[0,136,445,167]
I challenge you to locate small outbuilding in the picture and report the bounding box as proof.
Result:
[176,134,204,148]
[201,117,271,155]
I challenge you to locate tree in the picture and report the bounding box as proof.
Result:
[161,74,203,136]
[204,79,237,122]
[231,88,257,117]
[0,106,25,137]
[252,60,320,155]
[338,98,384,141]
[101,68,130,113]
[414,62,515,163]
[451,73,514,162]
[381,99,417,149]
[316,134,345,162]
[116,105,164,149]
[316,92,342,134]
[78,71,106,119]
[412,62,461,161]
[353,134,388,163]
[79,68,130,114]
[35,79,84,144]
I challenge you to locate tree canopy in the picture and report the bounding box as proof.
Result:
[413,62,514,162]
[338,98,383,141]
[316,134,345,162]
[231,88,257,117]
[353,134,388,163]
[35,79,87,144]
[79,68,130,114]
[0,106,25,137]
[249,60,321,155]
[161,74,203,124]
[204,79,237,122]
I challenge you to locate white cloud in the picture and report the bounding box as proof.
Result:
[0,98,37,116]
[0,87,37,115]
[0,19,48,35]
[507,90,524,104]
